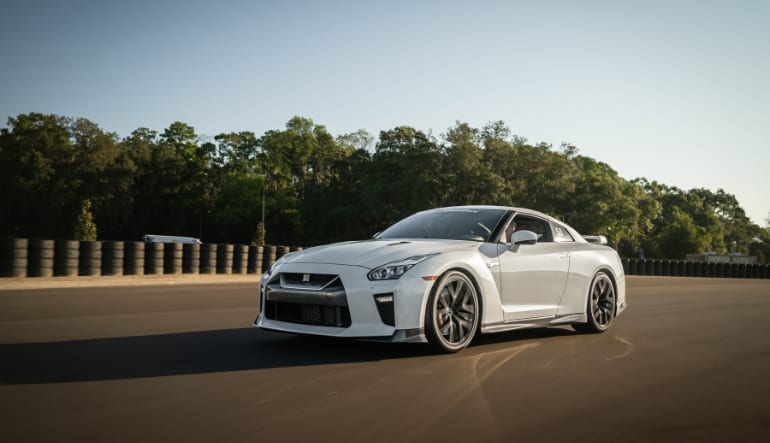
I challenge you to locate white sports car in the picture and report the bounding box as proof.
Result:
[254,206,626,352]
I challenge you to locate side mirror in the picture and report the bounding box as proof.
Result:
[510,230,538,249]
[584,235,608,245]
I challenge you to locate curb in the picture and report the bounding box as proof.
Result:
[0,273,261,291]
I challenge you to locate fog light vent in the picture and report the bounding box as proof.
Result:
[373,293,395,326]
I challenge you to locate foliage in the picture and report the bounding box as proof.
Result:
[74,199,97,241]
[1,112,765,260]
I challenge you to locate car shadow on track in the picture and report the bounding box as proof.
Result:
[0,327,574,385]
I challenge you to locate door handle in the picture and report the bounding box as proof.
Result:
[559,252,570,259]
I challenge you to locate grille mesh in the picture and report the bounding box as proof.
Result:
[264,273,350,327]
[267,301,351,327]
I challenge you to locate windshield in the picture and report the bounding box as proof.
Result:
[378,208,509,242]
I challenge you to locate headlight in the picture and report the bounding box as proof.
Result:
[367,253,439,281]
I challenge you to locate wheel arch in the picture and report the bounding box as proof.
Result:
[410,249,502,330]
[423,266,484,352]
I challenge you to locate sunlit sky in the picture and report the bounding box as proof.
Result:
[2,0,768,225]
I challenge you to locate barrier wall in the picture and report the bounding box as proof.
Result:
[3,238,768,279]
[0,238,302,278]
[621,258,770,279]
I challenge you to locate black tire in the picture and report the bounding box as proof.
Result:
[573,272,616,333]
[425,270,480,353]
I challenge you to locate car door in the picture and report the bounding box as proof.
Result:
[497,214,570,321]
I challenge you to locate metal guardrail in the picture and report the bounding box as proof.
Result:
[0,238,302,278]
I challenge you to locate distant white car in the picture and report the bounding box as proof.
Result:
[254,206,626,352]
[142,235,202,245]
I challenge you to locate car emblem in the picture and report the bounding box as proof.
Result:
[302,274,310,283]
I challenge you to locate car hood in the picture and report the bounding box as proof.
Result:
[281,239,479,270]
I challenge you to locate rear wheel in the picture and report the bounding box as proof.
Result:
[425,270,479,353]
[573,272,616,333]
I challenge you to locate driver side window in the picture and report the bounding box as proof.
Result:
[510,215,553,243]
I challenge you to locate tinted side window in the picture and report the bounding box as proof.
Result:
[513,215,553,242]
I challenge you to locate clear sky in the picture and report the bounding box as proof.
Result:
[2,0,768,225]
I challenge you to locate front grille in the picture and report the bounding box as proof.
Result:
[280,273,341,290]
[264,273,350,328]
[266,301,351,327]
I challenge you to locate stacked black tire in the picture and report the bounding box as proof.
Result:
[217,244,234,274]
[233,245,249,274]
[1,238,29,277]
[125,242,145,275]
[145,243,164,275]
[183,243,200,274]
[200,244,217,274]
[55,240,80,276]
[29,240,55,277]
[79,241,102,276]
[164,243,183,274]
[249,246,263,274]
[102,241,125,276]
[263,246,277,272]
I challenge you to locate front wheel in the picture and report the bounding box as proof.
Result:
[573,272,616,333]
[425,270,480,353]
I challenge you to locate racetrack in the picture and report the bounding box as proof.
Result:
[1,277,769,442]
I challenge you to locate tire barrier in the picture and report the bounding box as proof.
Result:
[9,237,770,280]
[277,246,291,261]
[233,245,248,274]
[28,239,55,277]
[144,243,164,275]
[200,244,217,274]
[217,244,234,274]
[164,243,183,274]
[1,238,29,278]
[643,260,652,276]
[619,258,770,279]
[79,241,102,276]
[248,246,263,274]
[715,262,725,278]
[628,258,639,275]
[183,243,200,274]
[668,260,677,276]
[125,242,145,276]
[55,240,79,277]
[102,241,125,276]
[263,245,277,272]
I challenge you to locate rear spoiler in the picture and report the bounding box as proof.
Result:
[584,235,608,245]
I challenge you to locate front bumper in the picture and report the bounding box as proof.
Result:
[253,262,433,343]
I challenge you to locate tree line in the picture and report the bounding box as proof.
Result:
[1,112,768,261]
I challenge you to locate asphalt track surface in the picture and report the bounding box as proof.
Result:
[1,276,769,442]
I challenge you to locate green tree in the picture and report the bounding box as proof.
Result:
[0,113,131,239]
[656,207,712,259]
[366,126,447,230]
[0,113,74,237]
[442,122,507,206]
[73,199,97,240]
